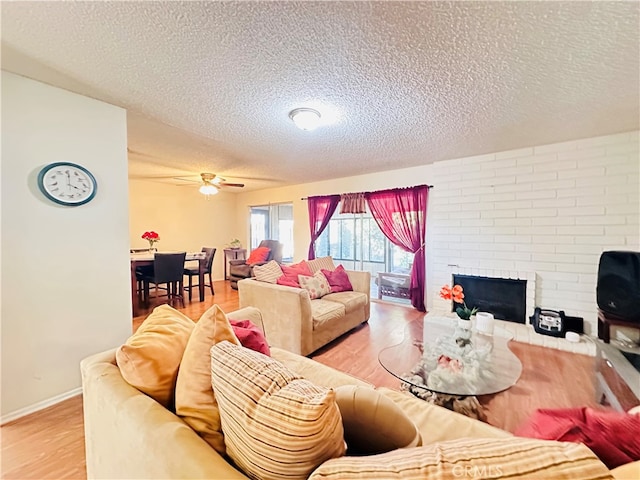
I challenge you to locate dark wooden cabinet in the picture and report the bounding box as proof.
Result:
[597,309,640,343]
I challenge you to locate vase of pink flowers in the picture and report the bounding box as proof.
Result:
[439,284,478,320]
[440,284,478,346]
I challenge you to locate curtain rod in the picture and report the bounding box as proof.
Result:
[300,184,433,201]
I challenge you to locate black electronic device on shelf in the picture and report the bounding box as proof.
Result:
[530,308,584,338]
[596,251,640,324]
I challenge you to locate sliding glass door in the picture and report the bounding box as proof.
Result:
[249,203,294,262]
[316,212,413,302]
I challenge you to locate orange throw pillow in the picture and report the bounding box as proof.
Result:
[246,246,271,265]
[116,305,195,408]
[175,304,240,455]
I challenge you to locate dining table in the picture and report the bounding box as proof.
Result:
[130,251,207,316]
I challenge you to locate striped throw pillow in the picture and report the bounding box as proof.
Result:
[210,341,345,480]
[307,256,336,274]
[309,437,613,480]
[252,259,283,283]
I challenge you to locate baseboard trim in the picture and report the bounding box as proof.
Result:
[1,387,82,425]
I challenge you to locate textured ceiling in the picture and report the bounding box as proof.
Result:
[2,1,638,191]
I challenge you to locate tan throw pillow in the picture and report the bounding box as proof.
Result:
[115,304,195,408]
[335,385,421,455]
[175,305,240,455]
[309,437,612,480]
[299,270,332,299]
[307,256,336,274]
[253,259,283,283]
[211,341,345,480]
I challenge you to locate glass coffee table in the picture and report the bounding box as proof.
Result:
[379,315,522,418]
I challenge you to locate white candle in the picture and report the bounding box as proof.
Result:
[476,312,495,335]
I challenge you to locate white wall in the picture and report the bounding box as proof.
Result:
[128,180,239,280]
[236,131,639,335]
[428,131,639,335]
[1,72,132,420]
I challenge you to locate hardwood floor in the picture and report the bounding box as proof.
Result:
[2,282,601,479]
[1,396,85,480]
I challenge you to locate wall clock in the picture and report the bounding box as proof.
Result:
[37,162,97,206]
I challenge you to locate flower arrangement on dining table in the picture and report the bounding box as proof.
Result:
[141,231,160,249]
[439,284,478,320]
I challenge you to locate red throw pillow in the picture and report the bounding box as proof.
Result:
[515,407,640,469]
[279,261,313,287]
[246,246,271,265]
[230,319,270,356]
[321,264,353,293]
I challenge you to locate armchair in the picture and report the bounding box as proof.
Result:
[229,240,283,289]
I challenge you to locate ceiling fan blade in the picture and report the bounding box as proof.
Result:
[129,174,196,180]
[172,177,201,184]
[219,182,245,188]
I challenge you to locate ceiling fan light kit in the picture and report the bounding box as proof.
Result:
[289,107,321,131]
[199,183,218,195]
[198,172,220,196]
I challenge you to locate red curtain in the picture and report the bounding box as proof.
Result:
[365,185,429,311]
[307,195,341,260]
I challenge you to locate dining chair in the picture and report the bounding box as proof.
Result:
[131,249,154,303]
[184,247,216,301]
[137,252,187,308]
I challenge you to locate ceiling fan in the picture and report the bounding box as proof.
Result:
[191,173,245,195]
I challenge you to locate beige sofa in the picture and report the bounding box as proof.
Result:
[237,269,371,356]
[81,307,638,480]
[81,308,512,480]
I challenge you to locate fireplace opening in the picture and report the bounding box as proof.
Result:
[452,274,527,324]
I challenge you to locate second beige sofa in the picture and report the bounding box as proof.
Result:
[238,269,370,356]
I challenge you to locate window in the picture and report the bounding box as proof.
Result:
[316,212,413,275]
[249,203,294,262]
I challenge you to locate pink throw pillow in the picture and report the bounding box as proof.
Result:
[230,319,270,356]
[321,265,353,293]
[277,277,301,288]
[515,407,640,469]
[246,246,271,265]
[279,261,313,287]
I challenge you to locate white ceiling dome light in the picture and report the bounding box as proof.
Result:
[289,108,321,131]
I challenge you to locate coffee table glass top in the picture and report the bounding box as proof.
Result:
[379,315,522,396]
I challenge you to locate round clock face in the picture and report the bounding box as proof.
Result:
[37,162,97,206]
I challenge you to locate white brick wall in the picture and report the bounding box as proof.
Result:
[426,131,640,335]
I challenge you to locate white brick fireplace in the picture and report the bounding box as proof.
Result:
[446,266,536,321]
[425,131,640,336]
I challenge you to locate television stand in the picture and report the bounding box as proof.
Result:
[597,310,640,343]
